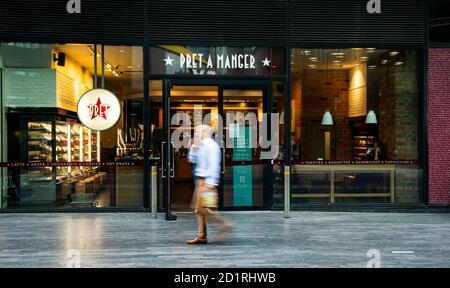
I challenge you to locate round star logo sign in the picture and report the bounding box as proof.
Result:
[77,89,121,131]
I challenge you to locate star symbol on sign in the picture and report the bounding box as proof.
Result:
[88,97,110,120]
[262,57,271,67]
[163,55,174,66]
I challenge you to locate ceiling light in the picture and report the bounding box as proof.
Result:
[389,51,399,57]
[381,59,388,65]
[361,56,368,60]
[365,110,378,124]
[308,64,316,68]
[87,45,122,78]
[309,57,318,61]
[127,65,133,69]
[394,62,404,66]
[333,60,341,63]
[332,52,345,56]
[321,111,334,126]
[119,49,126,53]
[368,65,377,69]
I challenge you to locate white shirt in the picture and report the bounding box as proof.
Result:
[188,146,199,164]
[195,137,222,186]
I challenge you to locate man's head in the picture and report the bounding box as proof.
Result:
[194,124,213,141]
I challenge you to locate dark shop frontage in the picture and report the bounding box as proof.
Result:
[1,0,448,216]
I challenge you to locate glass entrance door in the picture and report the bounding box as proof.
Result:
[151,79,272,219]
[168,83,219,211]
[221,87,268,210]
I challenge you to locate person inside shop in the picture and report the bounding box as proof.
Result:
[366,142,385,161]
[187,124,233,245]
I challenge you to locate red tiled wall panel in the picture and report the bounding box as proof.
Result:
[429,48,450,205]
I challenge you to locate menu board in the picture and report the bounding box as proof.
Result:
[232,125,252,161]
[231,125,253,206]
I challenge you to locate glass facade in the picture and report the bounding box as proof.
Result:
[0,42,144,208]
[290,48,422,204]
[0,43,425,210]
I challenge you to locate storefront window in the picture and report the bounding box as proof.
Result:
[0,42,144,209]
[290,48,422,204]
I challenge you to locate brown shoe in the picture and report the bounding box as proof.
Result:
[186,237,208,245]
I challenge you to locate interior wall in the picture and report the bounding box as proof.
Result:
[378,51,419,160]
[349,64,367,118]
[301,69,352,160]
[54,48,93,112]
[292,71,303,144]
[378,50,420,203]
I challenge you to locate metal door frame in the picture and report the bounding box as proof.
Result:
[161,78,273,219]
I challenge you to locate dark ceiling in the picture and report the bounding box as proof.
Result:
[430,0,450,42]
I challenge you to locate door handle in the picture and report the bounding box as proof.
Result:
[161,141,166,178]
[221,141,225,174]
[170,142,175,178]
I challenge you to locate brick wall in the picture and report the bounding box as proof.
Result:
[379,50,420,203]
[292,71,303,142]
[301,69,352,160]
[379,50,419,160]
[429,48,450,205]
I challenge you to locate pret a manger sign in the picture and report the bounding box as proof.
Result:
[77,89,121,131]
[151,46,284,76]
[177,53,259,69]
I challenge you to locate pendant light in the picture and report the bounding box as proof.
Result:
[322,111,334,125]
[365,110,378,124]
[322,51,334,126]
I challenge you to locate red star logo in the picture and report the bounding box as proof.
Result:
[88,97,111,120]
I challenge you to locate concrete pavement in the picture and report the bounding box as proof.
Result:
[0,211,449,267]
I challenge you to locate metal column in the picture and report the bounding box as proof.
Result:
[151,166,157,219]
[284,165,291,218]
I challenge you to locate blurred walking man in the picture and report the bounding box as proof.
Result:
[187,125,233,244]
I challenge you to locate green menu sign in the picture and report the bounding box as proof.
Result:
[232,125,252,161]
[231,125,253,206]
[233,166,253,206]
